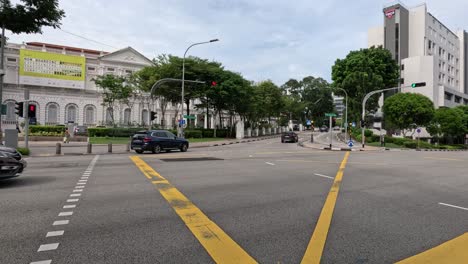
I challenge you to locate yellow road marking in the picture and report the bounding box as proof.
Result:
[396,233,468,264]
[130,156,257,264]
[301,152,350,264]
[424,157,464,161]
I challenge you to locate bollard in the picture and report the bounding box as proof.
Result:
[87,143,92,154]
[126,143,130,152]
[311,134,314,143]
[108,143,112,153]
[56,143,61,155]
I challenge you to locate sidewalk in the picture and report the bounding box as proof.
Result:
[25,134,282,157]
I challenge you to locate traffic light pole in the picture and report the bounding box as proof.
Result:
[24,89,29,149]
[361,84,419,148]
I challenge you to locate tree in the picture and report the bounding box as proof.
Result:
[331,46,399,124]
[383,93,434,133]
[0,0,65,34]
[93,75,133,126]
[428,107,466,144]
[301,76,334,125]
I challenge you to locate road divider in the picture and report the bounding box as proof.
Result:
[130,156,258,264]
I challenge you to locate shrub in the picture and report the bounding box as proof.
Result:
[184,130,202,138]
[403,141,417,148]
[202,129,214,138]
[370,135,380,143]
[88,128,147,137]
[364,129,373,137]
[17,147,30,156]
[29,125,65,134]
[392,137,410,146]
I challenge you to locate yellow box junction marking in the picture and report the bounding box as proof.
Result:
[301,152,350,264]
[396,233,468,263]
[130,156,257,264]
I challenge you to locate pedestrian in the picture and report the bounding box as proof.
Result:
[16,123,21,133]
[63,129,70,144]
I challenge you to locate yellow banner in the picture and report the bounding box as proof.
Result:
[19,49,86,81]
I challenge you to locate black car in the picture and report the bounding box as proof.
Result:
[0,149,26,180]
[131,130,189,154]
[281,132,299,143]
[319,125,329,132]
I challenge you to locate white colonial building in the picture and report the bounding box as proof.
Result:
[1,42,210,131]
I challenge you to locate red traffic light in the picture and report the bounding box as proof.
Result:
[211,81,217,86]
[29,105,35,111]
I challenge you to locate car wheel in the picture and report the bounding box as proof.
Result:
[281,139,284,143]
[180,144,188,152]
[135,150,144,154]
[152,144,161,154]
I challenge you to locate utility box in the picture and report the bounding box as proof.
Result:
[4,129,18,148]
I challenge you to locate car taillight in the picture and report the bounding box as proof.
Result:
[143,137,151,143]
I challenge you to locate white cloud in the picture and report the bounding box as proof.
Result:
[7,0,468,85]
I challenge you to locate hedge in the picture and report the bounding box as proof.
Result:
[88,128,147,137]
[29,125,66,134]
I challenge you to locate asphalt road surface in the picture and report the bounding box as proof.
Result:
[1,134,467,264]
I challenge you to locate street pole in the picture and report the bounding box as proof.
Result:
[180,39,219,138]
[329,116,332,149]
[24,89,29,149]
[361,85,414,148]
[0,25,5,143]
[334,88,348,142]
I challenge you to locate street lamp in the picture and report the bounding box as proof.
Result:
[179,39,219,138]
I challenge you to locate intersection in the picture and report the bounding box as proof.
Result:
[1,134,467,263]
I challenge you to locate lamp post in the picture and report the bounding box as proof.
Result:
[179,39,219,138]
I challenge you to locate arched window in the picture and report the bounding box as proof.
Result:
[142,109,148,125]
[65,104,78,124]
[4,100,16,121]
[84,105,96,125]
[46,103,59,125]
[123,108,131,125]
[106,107,114,125]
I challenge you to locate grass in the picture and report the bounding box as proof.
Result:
[88,137,228,144]
[367,142,405,149]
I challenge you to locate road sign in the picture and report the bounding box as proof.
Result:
[306,120,311,126]
[325,113,337,117]
[352,122,356,128]
[179,119,186,125]
[416,128,421,134]
[184,115,196,120]
[348,140,354,148]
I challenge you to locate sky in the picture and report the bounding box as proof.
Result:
[7,0,468,85]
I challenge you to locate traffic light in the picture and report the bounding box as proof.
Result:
[28,104,37,118]
[411,82,426,88]
[150,111,157,121]
[211,81,217,87]
[15,102,24,117]
[332,118,336,127]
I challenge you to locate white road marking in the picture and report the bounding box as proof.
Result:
[67,199,79,202]
[314,173,334,179]
[78,179,87,182]
[249,155,253,158]
[46,230,64,237]
[265,162,275,166]
[77,182,86,185]
[30,260,52,264]
[53,220,69,226]
[73,189,83,192]
[38,243,59,252]
[439,202,468,211]
[58,211,73,216]
[63,204,76,209]
[75,186,85,189]
[70,193,81,197]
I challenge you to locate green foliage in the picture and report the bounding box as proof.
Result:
[88,128,146,137]
[0,0,65,34]
[383,93,434,130]
[403,141,417,149]
[29,125,65,134]
[17,147,30,156]
[184,130,202,138]
[429,107,466,140]
[364,129,373,137]
[331,46,399,123]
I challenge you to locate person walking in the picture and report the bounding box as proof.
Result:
[63,128,70,144]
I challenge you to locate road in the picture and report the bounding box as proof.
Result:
[1,133,467,263]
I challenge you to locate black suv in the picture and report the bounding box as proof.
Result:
[131,130,189,154]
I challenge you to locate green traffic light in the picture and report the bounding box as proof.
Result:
[411,83,416,88]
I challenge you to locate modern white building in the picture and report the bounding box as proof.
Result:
[368,1,468,107]
[0,42,210,131]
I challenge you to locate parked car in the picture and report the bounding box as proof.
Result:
[131,130,189,154]
[0,146,27,180]
[281,131,299,143]
[333,126,341,131]
[319,125,329,132]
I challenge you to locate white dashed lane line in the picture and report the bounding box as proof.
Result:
[313,173,334,180]
[30,155,100,264]
[438,202,468,211]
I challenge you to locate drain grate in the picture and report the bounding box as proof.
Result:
[160,157,223,162]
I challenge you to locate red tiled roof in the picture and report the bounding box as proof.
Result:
[26,42,109,55]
